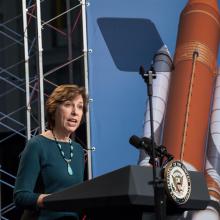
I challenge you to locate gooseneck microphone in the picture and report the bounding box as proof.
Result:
[129,135,152,149]
[129,135,173,160]
[129,135,157,157]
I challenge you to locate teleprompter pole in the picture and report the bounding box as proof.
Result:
[139,65,166,220]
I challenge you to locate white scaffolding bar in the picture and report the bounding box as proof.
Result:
[36,0,45,132]
[22,0,31,140]
[81,0,93,179]
[66,0,74,83]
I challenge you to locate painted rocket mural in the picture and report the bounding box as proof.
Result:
[138,45,172,166]
[162,1,220,217]
[140,0,220,218]
[207,68,220,202]
[162,0,220,171]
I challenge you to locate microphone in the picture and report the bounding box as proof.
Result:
[129,135,152,149]
[129,135,173,160]
[129,135,157,156]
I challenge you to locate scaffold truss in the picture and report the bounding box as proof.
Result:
[0,0,92,219]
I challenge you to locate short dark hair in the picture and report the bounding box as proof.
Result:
[46,84,88,129]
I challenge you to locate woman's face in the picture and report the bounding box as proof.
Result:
[54,95,84,135]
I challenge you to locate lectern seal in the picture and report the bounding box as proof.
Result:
[164,160,191,205]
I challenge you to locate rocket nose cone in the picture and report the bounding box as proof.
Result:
[188,0,219,10]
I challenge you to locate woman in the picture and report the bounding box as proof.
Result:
[14,84,88,220]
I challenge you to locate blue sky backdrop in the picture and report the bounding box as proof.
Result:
[87,0,220,177]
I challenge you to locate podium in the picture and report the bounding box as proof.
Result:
[44,165,210,220]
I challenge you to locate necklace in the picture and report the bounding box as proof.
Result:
[52,131,74,176]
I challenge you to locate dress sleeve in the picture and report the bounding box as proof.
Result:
[14,138,42,210]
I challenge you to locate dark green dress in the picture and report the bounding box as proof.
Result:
[14,135,85,220]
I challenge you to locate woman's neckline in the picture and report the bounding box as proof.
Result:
[39,133,71,144]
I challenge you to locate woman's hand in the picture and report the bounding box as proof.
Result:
[37,194,50,208]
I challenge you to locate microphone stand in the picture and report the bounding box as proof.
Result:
[139,65,166,220]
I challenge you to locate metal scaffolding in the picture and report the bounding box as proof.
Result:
[0,0,92,219]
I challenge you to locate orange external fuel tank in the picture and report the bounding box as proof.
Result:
[162,0,220,171]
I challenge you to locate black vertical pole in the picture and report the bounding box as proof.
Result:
[140,66,166,220]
